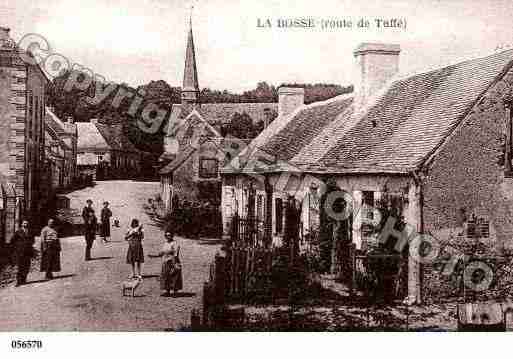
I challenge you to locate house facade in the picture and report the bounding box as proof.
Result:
[77,120,144,181]
[222,43,513,303]
[159,21,276,212]
[0,27,49,238]
[45,107,77,190]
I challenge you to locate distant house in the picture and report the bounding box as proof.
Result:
[158,21,276,212]
[44,115,66,190]
[45,107,77,189]
[223,43,513,304]
[77,121,111,180]
[77,119,145,181]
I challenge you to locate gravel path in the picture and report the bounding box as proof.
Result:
[0,180,220,331]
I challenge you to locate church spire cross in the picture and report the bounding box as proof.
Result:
[182,4,200,106]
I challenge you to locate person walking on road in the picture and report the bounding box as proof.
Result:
[84,211,97,261]
[100,201,112,243]
[150,232,183,297]
[12,220,34,286]
[125,218,144,279]
[40,218,61,280]
[82,199,97,260]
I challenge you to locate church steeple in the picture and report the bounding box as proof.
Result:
[182,14,199,106]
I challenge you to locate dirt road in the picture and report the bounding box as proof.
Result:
[0,181,220,331]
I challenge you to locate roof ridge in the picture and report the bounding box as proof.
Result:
[394,48,513,83]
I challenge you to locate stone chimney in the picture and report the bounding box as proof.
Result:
[278,87,304,118]
[353,43,400,108]
[0,27,10,41]
[66,116,73,124]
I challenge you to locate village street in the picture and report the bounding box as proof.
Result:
[0,181,221,331]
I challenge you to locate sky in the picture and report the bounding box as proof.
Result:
[2,0,513,92]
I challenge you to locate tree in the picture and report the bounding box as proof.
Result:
[228,112,254,139]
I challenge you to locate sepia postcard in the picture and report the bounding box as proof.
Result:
[2,1,513,351]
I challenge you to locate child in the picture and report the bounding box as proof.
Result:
[125,219,144,279]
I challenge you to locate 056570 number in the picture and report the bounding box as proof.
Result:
[11,340,42,349]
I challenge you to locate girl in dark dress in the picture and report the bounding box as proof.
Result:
[125,218,144,279]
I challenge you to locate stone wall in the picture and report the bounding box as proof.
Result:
[421,66,513,301]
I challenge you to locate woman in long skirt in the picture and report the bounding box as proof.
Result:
[100,201,112,243]
[154,232,183,297]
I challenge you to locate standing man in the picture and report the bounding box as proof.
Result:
[40,218,61,280]
[100,201,112,243]
[82,199,96,260]
[12,220,33,286]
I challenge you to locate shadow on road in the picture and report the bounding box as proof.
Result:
[89,256,113,261]
[197,239,224,246]
[25,274,75,285]
[171,292,196,298]
[142,274,159,279]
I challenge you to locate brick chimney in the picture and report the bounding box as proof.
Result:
[353,43,400,108]
[278,87,304,118]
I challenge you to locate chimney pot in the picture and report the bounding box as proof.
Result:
[278,87,304,118]
[0,27,10,40]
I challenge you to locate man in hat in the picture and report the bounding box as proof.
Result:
[12,220,34,286]
[82,199,96,260]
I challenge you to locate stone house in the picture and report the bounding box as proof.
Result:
[0,27,49,238]
[44,115,66,190]
[159,21,276,212]
[77,121,111,181]
[45,107,77,189]
[77,120,144,181]
[222,42,513,303]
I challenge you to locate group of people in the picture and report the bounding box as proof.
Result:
[11,198,184,297]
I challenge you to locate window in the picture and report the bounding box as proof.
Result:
[199,158,218,178]
[257,194,264,222]
[362,191,374,220]
[98,155,103,162]
[275,197,283,234]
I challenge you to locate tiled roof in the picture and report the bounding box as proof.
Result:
[45,108,66,136]
[261,97,353,162]
[164,102,277,136]
[76,122,111,151]
[159,145,196,175]
[314,49,513,172]
[222,94,353,174]
[225,49,513,175]
[45,108,71,150]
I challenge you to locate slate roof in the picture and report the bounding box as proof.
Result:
[77,122,110,151]
[164,102,277,136]
[159,145,196,175]
[45,108,71,150]
[313,49,513,173]
[224,49,513,175]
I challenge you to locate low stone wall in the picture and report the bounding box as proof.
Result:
[421,236,511,303]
